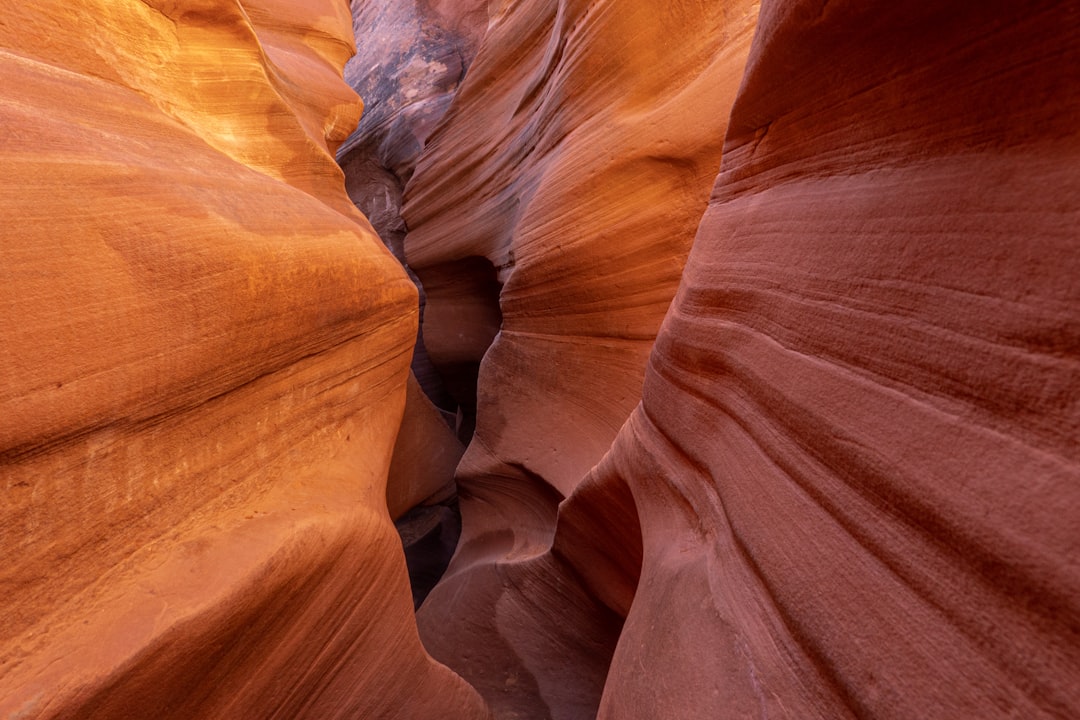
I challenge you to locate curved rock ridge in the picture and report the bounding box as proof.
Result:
[404,0,759,461]
[339,0,489,409]
[0,1,487,718]
[398,0,760,716]
[533,1,1080,718]
[338,0,490,611]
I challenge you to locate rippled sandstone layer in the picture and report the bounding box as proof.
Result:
[4,0,1077,717]
[397,0,760,716]
[394,0,1080,718]
[585,1,1080,715]
[0,1,487,717]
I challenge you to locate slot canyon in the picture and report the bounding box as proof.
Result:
[1,0,1078,718]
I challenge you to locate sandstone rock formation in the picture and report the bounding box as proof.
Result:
[0,1,486,717]
[339,0,488,408]
[339,0,487,241]
[403,0,760,448]
[337,0,491,609]
[4,0,1077,717]
[396,0,760,716]
[386,375,466,607]
[397,0,1080,718]
[586,2,1079,715]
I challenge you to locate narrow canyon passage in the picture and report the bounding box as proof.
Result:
[0,1,1077,719]
[343,0,1080,718]
[339,7,758,713]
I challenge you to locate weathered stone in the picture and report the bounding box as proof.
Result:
[0,2,488,717]
[589,3,1080,716]
[398,0,760,716]
[339,0,489,409]
[403,1,1080,718]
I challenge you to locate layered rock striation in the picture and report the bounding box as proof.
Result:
[0,1,486,717]
[396,0,760,716]
[3,0,1077,717]
[337,0,493,608]
[586,2,1080,715]
[338,0,488,409]
[391,0,1080,718]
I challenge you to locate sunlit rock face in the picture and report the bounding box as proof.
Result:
[398,0,760,716]
[0,1,487,718]
[5,0,1075,717]
[498,1,1080,719]
[403,0,759,451]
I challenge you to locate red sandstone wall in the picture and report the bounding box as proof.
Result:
[3,0,1076,717]
[400,0,1080,717]
[588,3,1080,716]
[399,0,759,716]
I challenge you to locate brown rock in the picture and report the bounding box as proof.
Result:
[387,375,466,608]
[0,1,487,717]
[339,0,489,407]
[400,0,759,716]
[6,0,1076,716]
[387,374,465,521]
[462,0,1080,718]
[404,0,759,484]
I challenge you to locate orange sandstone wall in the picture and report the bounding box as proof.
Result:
[458,0,1079,718]
[0,1,487,717]
[397,0,1080,718]
[5,0,1074,716]
[339,0,489,409]
[404,0,759,466]
[399,0,759,716]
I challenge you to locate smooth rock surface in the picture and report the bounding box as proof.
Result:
[0,2,487,718]
[4,0,1076,717]
[387,375,466,608]
[414,0,1080,718]
[387,374,464,520]
[404,0,759,458]
[590,2,1080,716]
[339,0,488,408]
[401,0,760,716]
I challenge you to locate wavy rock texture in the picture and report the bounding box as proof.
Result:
[338,0,490,610]
[0,1,487,718]
[397,0,759,716]
[588,2,1080,715]
[339,0,488,408]
[427,0,1077,718]
[404,0,759,446]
